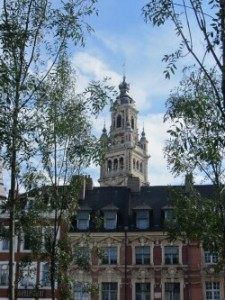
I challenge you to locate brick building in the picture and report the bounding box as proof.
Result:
[0,78,224,299]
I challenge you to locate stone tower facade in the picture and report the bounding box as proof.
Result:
[99,77,149,187]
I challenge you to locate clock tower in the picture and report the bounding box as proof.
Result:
[99,77,150,187]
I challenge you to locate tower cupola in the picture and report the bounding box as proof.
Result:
[99,78,150,187]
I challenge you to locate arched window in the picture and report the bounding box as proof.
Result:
[140,162,143,173]
[107,160,112,173]
[119,157,124,169]
[133,159,136,170]
[136,161,139,170]
[116,115,122,128]
[114,159,118,170]
[131,116,134,129]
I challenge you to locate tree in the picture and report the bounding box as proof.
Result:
[163,67,225,268]
[19,55,113,299]
[143,0,225,269]
[0,1,106,299]
[142,0,225,117]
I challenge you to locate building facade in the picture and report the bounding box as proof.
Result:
[0,78,224,300]
[69,78,225,300]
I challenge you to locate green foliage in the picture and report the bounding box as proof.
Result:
[166,184,225,269]
[164,67,225,183]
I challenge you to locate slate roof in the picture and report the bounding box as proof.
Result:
[71,184,215,233]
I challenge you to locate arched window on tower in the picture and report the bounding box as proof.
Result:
[131,116,134,129]
[140,162,143,173]
[133,159,136,170]
[116,115,122,128]
[114,159,118,171]
[107,160,112,173]
[136,161,139,170]
[119,157,124,170]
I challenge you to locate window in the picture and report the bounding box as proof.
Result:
[136,283,151,300]
[116,115,122,128]
[165,282,180,300]
[102,282,117,300]
[104,211,117,229]
[205,282,220,300]
[135,246,150,265]
[165,246,179,265]
[107,160,112,172]
[74,282,89,300]
[19,263,37,288]
[204,251,218,264]
[74,247,90,270]
[119,157,124,169]
[102,247,117,265]
[77,211,90,230]
[136,210,149,229]
[21,233,32,252]
[0,227,9,251]
[131,116,134,129]
[113,159,118,170]
[40,262,50,287]
[0,264,8,286]
[164,210,174,221]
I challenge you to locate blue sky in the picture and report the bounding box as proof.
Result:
[71,0,190,186]
[1,0,212,191]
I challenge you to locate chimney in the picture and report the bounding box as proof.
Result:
[127,176,141,192]
[85,175,93,191]
[185,173,193,194]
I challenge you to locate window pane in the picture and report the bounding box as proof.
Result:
[135,247,150,264]
[41,263,50,287]
[165,246,179,264]
[102,247,117,265]
[104,211,117,230]
[0,265,8,286]
[205,281,220,300]
[102,282,117,300]
[77,212,89,230]
[136,283,150,300]
[165,283,180,300]
[74,282,89,300]
[136,211,149,229]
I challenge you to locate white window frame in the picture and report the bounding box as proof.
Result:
[40,262,51,289]
[0,226,9,252]
[164,246,179,265]
[135,282,151,300]
[18,262,37,289]
[101,282,118,300]
[104,211,117,230]
[0,263,8,287]
[136,210,149,229]
[135,246,150,265]
[205,281,221,300]
[73,282,90,300]
[20,232,32,253]
[101,247,118,265]
[77,211,90,230]
[164,282,181,300]
[204,250,219,264]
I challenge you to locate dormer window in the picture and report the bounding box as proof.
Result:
[104,211,117,229]
[162,206,174,222]
[133,204,152,230]
[77,211,90,230]
[136,210,149,229]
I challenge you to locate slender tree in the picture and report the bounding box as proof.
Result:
[143,0,225,117]
[0,1,101,299]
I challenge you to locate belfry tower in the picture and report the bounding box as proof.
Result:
[99,77,150,187]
